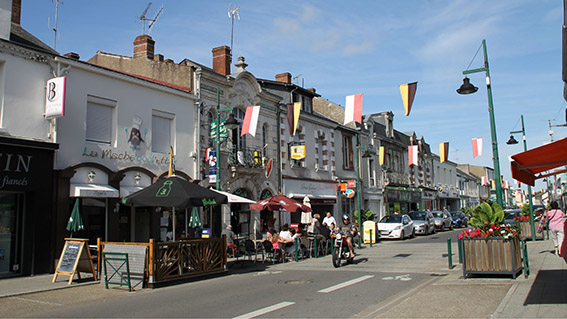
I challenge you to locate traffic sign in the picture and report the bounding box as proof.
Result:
[210,120,228,143]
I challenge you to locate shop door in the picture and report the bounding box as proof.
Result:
[134,209,150,243]
[0,193,23,276]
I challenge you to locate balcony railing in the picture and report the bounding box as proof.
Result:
[228,146,265,169]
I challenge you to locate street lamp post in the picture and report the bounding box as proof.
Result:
[506,115,536,240]
[213,88,239,190]
[457,39,504,208]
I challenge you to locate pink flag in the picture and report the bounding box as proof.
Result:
[344,94,363,125]
[481,176,488,186]
[408,145,418,166]
[503,180,509,189]
[241,106,260,137]
[472,137,483,158]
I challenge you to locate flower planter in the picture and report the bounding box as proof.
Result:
[519,221,543,240]
[460,237,522,279]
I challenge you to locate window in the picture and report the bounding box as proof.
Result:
[342,134,353,169]
[369,159,376,187]
[262,124,267,158]
[86,96,115,145]
[152,110,173,154]
[232,108,246,150]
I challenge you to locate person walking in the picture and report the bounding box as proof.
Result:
[545,201,565,256]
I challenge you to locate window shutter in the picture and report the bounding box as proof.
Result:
[86,102,112,144]
[152,115,171,154]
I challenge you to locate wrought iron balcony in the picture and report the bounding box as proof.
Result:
[228,146,265,169]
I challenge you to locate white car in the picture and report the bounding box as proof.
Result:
[377,214,415,239]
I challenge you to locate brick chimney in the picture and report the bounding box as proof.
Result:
[11,0,21,25]
[212,45,231,76]
[63,52,80,60]
[275,72,292,84]
[133,35,155,59]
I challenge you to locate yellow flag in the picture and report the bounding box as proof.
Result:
[293,102,301,136]
[379,146,385,165]
[168,146,174,177]
[400,82,418,116]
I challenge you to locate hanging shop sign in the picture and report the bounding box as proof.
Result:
[344,188,355,198]
[290,145,306,160]
[45,77,66,119]
[347,180,356,188]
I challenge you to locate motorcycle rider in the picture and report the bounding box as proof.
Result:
[340,214,357,258]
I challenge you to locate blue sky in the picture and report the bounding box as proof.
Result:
[21,0,566,193]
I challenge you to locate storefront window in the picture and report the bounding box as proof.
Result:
[0,193,23,276]
[80,198,106,244]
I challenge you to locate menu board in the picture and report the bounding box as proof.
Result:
[52,238,97,285]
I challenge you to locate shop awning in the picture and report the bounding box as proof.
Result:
[211,189,255,204]
[119,186,145,198]
[510,138,567,186]
[70,183,120,198]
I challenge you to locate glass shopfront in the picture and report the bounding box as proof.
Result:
[0,193,23,276]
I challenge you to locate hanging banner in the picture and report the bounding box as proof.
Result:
[399,82,417,116]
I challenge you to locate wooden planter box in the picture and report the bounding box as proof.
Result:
[460,237,522,279]
[519,221,544,240]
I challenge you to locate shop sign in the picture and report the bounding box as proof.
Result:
[338,183,347,191]
[344,189,355,198]
[290,145,306,160]
[0,153,32,190]
[347,180,356,188]
[81,146,170,166]
[45,77,66,119]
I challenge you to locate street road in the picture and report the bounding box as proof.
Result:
[0,229,463,318]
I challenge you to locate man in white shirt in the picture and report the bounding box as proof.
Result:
[322,212,336,230]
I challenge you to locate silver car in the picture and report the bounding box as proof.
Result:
[408,211,436,235]
[431,211,453,230]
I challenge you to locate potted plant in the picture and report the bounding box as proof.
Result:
[515,205,544,240]
[458,202,523,279]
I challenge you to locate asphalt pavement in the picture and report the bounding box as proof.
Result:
[0,232,566,318]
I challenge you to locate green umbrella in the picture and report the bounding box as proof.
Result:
[66,198,84,238]
[189,207,202,228]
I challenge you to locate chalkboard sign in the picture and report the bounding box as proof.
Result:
[52,238,97,285]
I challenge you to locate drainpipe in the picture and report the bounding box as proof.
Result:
[195,68,202,182]
[277,103,282,194]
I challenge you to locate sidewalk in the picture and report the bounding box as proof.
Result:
[354,237,567,318]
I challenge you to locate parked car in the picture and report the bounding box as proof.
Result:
[377,214,415,239]
[503,208,523,225]
[408,211,435,235]
[431,211,453,230]
[450,211,469,228]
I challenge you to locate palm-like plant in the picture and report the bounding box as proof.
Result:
[468,202,505,228]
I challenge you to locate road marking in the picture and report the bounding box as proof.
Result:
[318,275,374,293]
[232,301,295,319]
[12,296,63,306]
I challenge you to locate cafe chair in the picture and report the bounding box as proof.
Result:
[244,239,259,263]
[262,240,277,264]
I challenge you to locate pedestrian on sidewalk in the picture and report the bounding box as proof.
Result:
[545,201,564,256]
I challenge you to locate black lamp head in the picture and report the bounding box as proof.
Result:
[224,113,240,130]
[457,77,478,95]
[506,135,519,145]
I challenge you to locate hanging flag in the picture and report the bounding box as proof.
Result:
[287,103,301,136]
[481,176,488,186]
[503,180,509,189]
[168,146,175,177]
[515,179,522,187]
[439,142,449,163]
[379,146,385,166]
[408,145,418,166]
[241,105,260,136]
[491,180,495,189]
[399,82,418,116]
[472,137,483,158]
[344,94,363,125]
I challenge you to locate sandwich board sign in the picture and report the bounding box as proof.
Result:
[52,238,97,285]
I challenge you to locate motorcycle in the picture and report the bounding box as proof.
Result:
[331,230,355,268]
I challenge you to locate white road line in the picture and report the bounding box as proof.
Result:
[232,301,295,319]
[318,275,375,293]
[12,296,63,306]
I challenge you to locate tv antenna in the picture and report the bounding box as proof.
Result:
[49,0,62,50]
[228,4,240,52]
[138,3,164,35]
[293,74,304,87]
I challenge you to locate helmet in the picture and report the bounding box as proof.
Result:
[342,214,350,221]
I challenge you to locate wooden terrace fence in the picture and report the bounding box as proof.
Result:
[97,235,227,287]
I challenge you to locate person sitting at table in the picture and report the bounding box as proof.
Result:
[279,225,296,257]
[221,225,237,257]
[320,222,331,240]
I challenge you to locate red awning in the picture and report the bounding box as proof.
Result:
[510,138,567,186]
